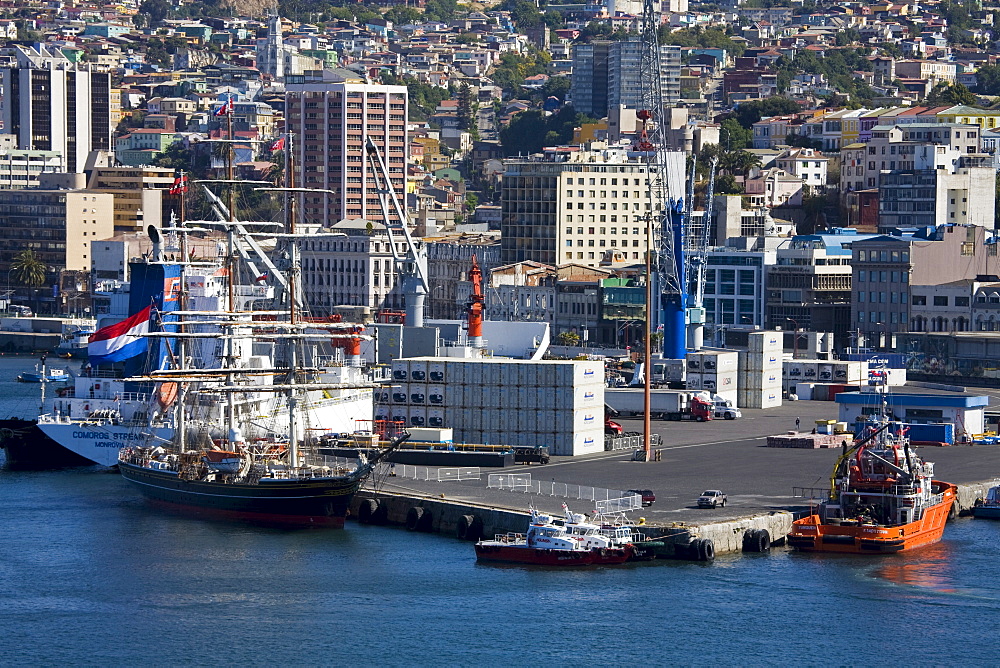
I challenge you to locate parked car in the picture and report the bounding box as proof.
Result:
[627,489,656,507]
[697,490,727,508]
[513,446,550,465]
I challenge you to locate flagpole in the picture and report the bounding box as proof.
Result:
[178,169,185,224]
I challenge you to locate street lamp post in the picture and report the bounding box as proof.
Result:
[786,317,800,359]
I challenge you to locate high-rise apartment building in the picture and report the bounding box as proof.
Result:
[569,40,680,118]
[285,70,408,226]
[0,45,116,173]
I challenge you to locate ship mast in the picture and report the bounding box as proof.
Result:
[286,131,301,469]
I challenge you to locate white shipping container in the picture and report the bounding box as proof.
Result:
[574,361,603,385]
[483,408,500,431]
[536,387,553,409]
[574,384,603,407]
[427,409,446,428]
[408,360,428,382]
[390,385,408,405]
[748,331,782,353]
[818,364,834,382]
[391,360,408,382]
[572,429,605,456]
[703,351,739,372]
[407,427,453,443]
[408,406,427,427]
[738,388,782,409]
[428,361,447,383]
[497,362,517,387]
[425,383,444,406]
[551,386,573,408]
[686,352,703,372]
[574,408,601,431]
[409,383,428,405]
[537,409,558,431]
[715,389,738,406]
[686,372,703,390]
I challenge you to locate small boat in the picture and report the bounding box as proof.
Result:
[788,383,956,554]
[972,482,1000,519]
[474,506,632,566]
[17,365,70,383]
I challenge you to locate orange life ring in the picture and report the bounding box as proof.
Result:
[157,382,178,409]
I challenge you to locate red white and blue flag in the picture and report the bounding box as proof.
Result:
[88,306,154,365]
[213,96,234,116]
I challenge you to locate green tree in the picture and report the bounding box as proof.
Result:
[424,0,459,22]
[730,96,802,129]
[556,331,581,347]
[977,64,1000,95]
[801,195,829,234]
[384,6,422,24]
[925,81,977,106]
[714,174,743,195]
[720,117,752,150]
[10,249,47,288]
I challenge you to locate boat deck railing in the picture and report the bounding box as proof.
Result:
[492,532,525,544]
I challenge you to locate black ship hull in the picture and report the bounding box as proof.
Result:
[0,418,96,470]
[118,460,363,528]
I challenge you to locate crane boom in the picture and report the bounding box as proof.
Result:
[637,0,687,360]
[365,137,429,327]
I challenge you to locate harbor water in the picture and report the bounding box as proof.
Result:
[2,356,1000,665]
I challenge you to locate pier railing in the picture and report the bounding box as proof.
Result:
[488,473,638,506]
[375,463,482,482]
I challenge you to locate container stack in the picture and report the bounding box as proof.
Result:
[686,350,739,404]
[738,331,783,409]
[383,357,606,456]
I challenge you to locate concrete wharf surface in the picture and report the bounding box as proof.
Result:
[357,399,1000,553]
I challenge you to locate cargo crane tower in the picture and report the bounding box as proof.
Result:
[635,0,687,360]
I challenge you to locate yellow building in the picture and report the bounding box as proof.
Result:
[936,105,1000,130]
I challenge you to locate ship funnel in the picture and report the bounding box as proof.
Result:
[147,224,164,262]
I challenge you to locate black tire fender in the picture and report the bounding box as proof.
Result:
[699,538,715,562]
[406,506,425,531]
[358,498,379,525]
[456,514,475,540]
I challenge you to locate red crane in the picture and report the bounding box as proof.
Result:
[467,255,484,348]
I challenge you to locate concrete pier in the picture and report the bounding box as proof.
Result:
[347,399,1000,557]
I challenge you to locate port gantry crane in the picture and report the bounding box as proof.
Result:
[686,155,718,350]
[635,0,688,360]
[365,136,430,328]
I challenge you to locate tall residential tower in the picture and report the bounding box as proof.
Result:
[285,70,408,226]
[0,45,116,173]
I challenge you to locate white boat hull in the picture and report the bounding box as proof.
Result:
[36,422,176,467]
[38,390,373,467]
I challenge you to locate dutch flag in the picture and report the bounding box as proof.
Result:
[88,306,154,365]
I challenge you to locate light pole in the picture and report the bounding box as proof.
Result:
[786,317,800,359]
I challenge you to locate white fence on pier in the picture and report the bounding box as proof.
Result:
[488,473,640,508]
[379,463,482,482]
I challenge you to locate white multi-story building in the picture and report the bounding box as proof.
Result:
[0,44,117,173]
[775,147,828,190]
[299,219,412,317]
[500,143,684,267]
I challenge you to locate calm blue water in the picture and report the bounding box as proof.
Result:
[2,356,1000,666]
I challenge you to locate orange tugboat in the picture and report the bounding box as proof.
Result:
[788,389,956,554]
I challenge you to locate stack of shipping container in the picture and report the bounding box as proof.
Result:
[685,350,739,405]
[382,358,607,456]
[738,331,783,409]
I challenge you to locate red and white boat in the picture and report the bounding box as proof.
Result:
[474,506,632,566]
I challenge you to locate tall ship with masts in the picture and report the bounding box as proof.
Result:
[117,128,394,526]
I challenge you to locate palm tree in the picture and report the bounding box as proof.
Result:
[10,249,47,288]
